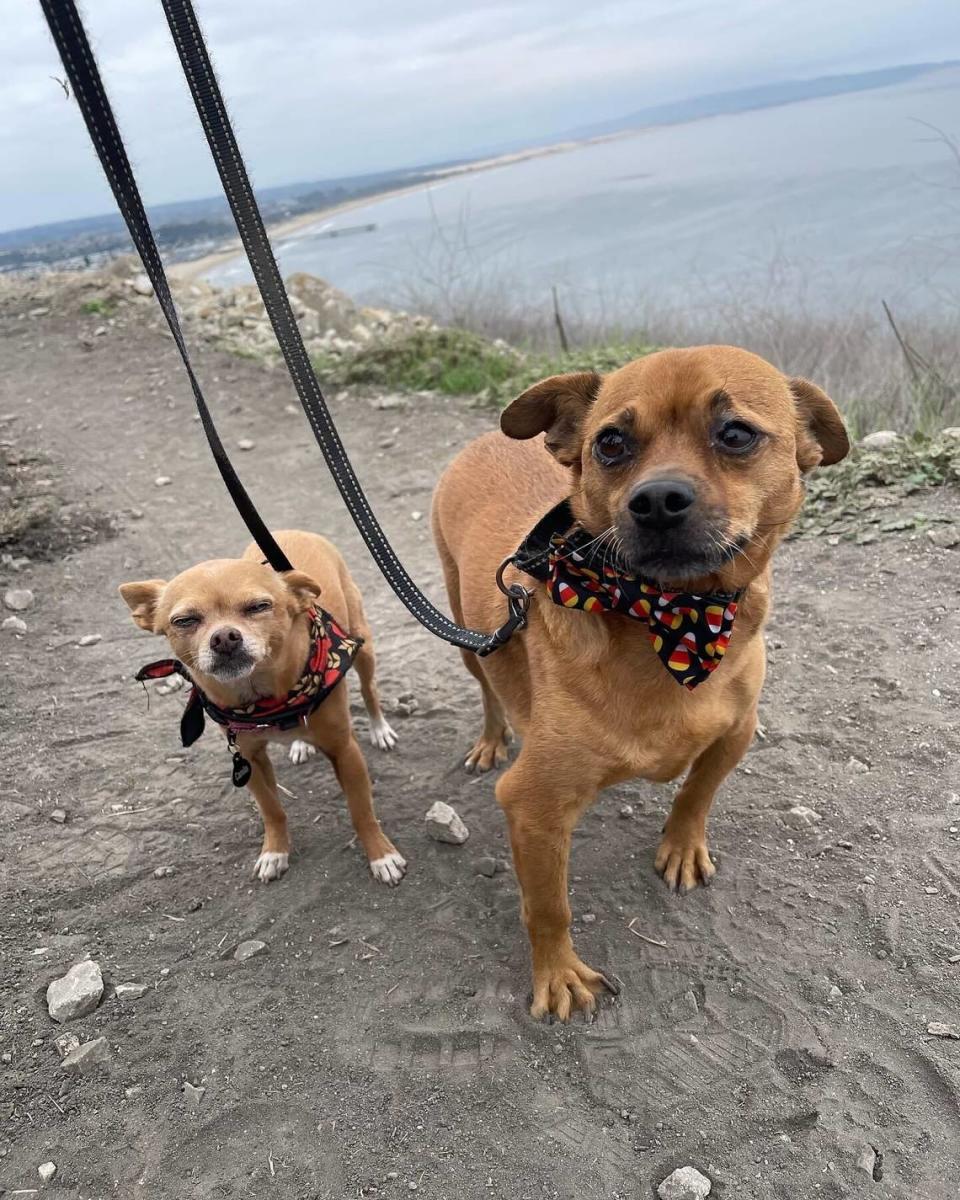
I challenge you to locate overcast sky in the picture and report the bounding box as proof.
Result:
[5,0,960,232]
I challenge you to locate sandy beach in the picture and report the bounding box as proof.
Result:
[169,129,631,284]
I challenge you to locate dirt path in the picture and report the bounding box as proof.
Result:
[1,301,959,1200]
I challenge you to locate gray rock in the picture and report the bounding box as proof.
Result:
[941,426,960,438]
[619,804,634,818]
[4,587,34,612]
[784,805,822,829]
[115,983,149,1001]
[475,856,507,877]
[927,526,960,550]
[234,939,268,961]
[927,1021,960,1039]
[54,1032,80,1059]
[237,438,255,451]
[182,1081,206,1107]
[47,959,104,1023]
[153,865,176,878]
[77,633,102,647]
[2,615,27,633]
[856,1146,877,1176]
[657,1166,712,1199]
[845,756,870,774]
[581,912,597,925]
[154,475,173,487]
[49,808,68,824]
[860,430,900,449]
[61,1036,111,1074]
[425,801,469,844]
[38,1162,57,1183]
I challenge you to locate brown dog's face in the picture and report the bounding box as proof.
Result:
[501,346,849,588]
[118,560,321,688]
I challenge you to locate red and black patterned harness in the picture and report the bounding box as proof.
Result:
[137,607,360,785]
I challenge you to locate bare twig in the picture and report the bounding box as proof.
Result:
[552,285,570,353]
[881,300,922,385]
[627,917,668,948]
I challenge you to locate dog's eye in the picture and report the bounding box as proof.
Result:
[170,614,200,629]
[593,428,630,466]
[244,600,273,615]
[715,421,758,454]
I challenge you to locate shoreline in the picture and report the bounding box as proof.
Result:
[169,130,635,284]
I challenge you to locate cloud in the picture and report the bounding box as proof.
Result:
[3,0,959,230]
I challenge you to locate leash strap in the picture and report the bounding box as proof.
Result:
[39,0,525,656]
[38,0,293,573]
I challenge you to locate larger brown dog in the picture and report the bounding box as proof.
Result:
[432,346,848,1020]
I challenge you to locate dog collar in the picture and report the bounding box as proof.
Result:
[513,500,741,690]
[136,607,361,785]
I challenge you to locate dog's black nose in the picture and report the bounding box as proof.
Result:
[209,626,243,655]
[628,478,696,530]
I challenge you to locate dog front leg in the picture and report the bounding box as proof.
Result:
[245,744,291,883]
[656,710,758,893]
[327,735,407,887]
[497,760,616,1021]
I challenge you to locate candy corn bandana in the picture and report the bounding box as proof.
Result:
[513,501,740,690]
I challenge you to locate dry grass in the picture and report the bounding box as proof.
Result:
[394,254,960,435]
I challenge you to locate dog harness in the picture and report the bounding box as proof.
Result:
[512,501,741,690]
[137,608,361,785]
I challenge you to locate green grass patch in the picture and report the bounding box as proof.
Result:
[794,432,960,538]
[80,297,115,316]
[312,328,658,403]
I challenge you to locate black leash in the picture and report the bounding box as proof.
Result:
[40,0,529,656]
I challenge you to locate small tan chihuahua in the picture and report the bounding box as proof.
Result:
[120,530,406,886]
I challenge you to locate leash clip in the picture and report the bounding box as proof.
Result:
[480,556,532,656]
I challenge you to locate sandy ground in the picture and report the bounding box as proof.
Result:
[1,300,959,1200]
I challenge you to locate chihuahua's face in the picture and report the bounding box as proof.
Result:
[119,560,321,689]
[502,346,849,588]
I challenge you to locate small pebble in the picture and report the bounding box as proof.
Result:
[581,912,597,925]
[49,808,68,824]
[154,865,176,878]
[2,615,27,633]
[77,633,102,647]
[234,939,268,961]
[115,983,149,1000]
[155,476,173,487]
[619,804,634,818]
[237,438,255,451]
[38,1162,57,1183]
[4,587,34,612]
[182,1081,206,1107]
[425,801,469,845]
[658,1165,712,1199]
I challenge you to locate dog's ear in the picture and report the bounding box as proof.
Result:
[282,570,322,612]
[118,580,167,632]
[789,378,850,471]
[501,371,602,467]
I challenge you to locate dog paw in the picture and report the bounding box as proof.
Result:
[369,850,407,887]
[288,739,315,765]
[464,731,510,773]
[530,950,618,1022]
[369,715,398,752]
[655,830,716,893]
[252,851,289,883]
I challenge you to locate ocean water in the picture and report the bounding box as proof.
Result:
[207,70,960,320]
